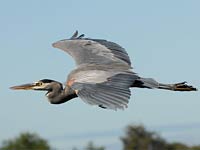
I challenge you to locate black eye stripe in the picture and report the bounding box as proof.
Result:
[40,79,55,83]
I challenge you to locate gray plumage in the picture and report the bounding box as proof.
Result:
[52,31,138,110]
[53,33,131,67]
[10,31,197,111]
[71,73,138,110]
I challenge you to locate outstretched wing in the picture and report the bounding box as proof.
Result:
[52,31,132,68]
[70,73,138,110]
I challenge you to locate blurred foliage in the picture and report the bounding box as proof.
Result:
[121,124,200,150]
[1,125,200,150]
[167,142,200,150]
[72,141,105,150]
[0,132,51,150]
[84,141,105,150]
[166,142,189,150]
[121,124,166,150]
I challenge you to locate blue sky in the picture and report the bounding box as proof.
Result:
[0,0,199,149]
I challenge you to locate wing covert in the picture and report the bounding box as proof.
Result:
[91,39,131,65]
[52,31,132,68]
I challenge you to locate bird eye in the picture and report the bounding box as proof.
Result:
[35,82,43,86]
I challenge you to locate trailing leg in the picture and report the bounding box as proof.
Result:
[131,77,197,91]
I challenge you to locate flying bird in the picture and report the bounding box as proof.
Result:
[10,31,197,110]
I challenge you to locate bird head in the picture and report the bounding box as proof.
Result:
[10,79,58,92]
[10,79,71,104]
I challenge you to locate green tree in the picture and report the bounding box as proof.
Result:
[72,141,105,150]
[166,142,188,150]
[84,141,105,150]
[191,145,200,150]
[121,124,166,150]
[0,132,51,150]
[166,142,200,150]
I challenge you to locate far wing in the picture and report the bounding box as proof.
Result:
[71,73,138,110]
[91,39,131,65]
[52,31,132,68]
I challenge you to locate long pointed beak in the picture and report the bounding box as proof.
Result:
[10,83,36,90]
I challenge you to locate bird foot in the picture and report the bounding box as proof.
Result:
[173,82,197,91]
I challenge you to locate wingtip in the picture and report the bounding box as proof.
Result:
[75,30,78,35]
[71,30,79,39]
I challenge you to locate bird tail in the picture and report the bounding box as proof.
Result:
[131,77,197,91]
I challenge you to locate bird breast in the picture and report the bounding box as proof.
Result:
[67,70,114,84]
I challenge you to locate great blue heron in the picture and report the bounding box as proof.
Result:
[10,31,197,110]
